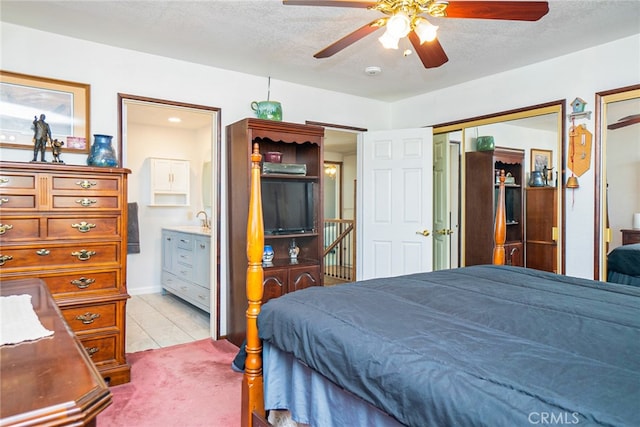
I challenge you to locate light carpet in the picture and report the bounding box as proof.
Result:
[98,338,242,426]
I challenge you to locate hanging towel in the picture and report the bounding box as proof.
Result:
[128,202,140,254]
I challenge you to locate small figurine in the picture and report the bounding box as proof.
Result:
[289,239,300,261]
[31,114,52,162]
[51,139,64,163]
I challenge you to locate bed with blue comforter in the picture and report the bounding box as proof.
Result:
[258,265,640,427]
[607,243,640,286]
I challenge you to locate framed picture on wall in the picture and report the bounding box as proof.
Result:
[531,148,552,172]
[0,70,90,153]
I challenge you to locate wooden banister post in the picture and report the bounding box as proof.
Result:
[493,170,506,265]
[241,143,265,427]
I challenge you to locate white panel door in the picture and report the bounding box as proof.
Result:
[359,128,433,280]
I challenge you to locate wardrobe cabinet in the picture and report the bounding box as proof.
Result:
[0,162,131,385]
[525,187,557,273]
[226,118,324,347]
[465,148,524,267]
[149,157,190,206]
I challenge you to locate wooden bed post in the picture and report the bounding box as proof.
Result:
[241,143,266,427]
[493,170,506,265]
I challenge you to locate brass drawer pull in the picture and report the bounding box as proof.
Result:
[75,198,97,207]
[0,223,13,235]
[71,277,96,289]
[36,249,50,256]
[76,180,97,189]
[85,347,99,357]
[0,255,13,266]
[71,249,96,261]
[71,221,96,233]
[0,178,9,184]
[76,312,100,324]
[0,198,9,206]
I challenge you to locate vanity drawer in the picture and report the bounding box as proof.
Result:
[62,302,117,332]
[46,216,120,239]
[176,235,194,250]
[0,242,120,271]
[0,216,41,241]
[175,262,194,281]
[80,334,118,365]
[176,247,193,266]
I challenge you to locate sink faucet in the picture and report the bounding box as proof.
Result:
[196,210,210,230]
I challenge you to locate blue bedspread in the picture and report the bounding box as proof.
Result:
[608,243,640,286]
[258,265,640,427]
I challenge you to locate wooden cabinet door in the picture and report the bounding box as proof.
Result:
[263,268,287,304]
[288,265,320,293]
[193,236,211,288]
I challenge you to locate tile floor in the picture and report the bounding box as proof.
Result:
[126,292,210,353]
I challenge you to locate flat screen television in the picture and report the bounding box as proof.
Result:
[262,180,314,235]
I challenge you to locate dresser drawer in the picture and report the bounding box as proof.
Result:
[51,175,121,192]
[0,172,36,189]
[46,215,120,239]
[80,334,118,365]
[62,302,118,332]
[51,195,120,210]
[44,270,120,295]
[0,194,37,210]
[0,216,41,241]
[0,242,119,271]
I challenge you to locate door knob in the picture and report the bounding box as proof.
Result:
[415,229,430,237]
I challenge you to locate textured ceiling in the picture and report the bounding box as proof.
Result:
[2,1,638,102]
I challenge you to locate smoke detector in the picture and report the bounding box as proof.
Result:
[364,66,382,76]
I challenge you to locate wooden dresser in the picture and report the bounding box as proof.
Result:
[0,162,131,385]
[1,278,112,426]
[621,229,640,245]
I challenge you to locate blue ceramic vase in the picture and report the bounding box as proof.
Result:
[87,134,118,167]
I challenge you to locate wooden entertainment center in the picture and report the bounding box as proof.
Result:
[226,118,324,347]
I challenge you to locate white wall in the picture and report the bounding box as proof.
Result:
[391,34,640,278]
[1,22,638,308]
[1,23,391,334]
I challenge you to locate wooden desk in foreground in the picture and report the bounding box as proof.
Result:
[1,278,112,427]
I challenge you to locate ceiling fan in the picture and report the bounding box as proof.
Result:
[283,0,549,69]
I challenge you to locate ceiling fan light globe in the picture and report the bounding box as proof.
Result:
[386,12,411,38]
[379,29,400,49]
[415,19,438,44]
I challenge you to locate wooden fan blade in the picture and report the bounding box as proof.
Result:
[608,114,640,130]
[314,20,383,58]
[283,0,376,8]
[445,1,549,21]
[408,32,449,69]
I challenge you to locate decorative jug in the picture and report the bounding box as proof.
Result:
[251,101,282,121]
[87,134,118,167]
[263,245,275,265]
[529,170,545,187]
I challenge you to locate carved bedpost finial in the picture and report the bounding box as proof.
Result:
[493,170,506,265]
